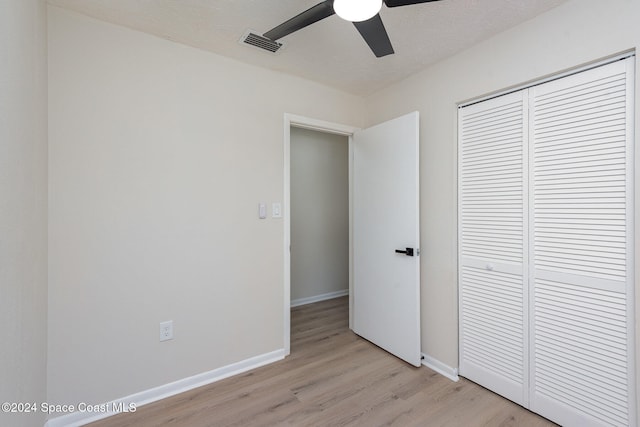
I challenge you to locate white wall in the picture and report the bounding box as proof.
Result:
[290,127,349,303]
[0,1,48,427]
[364,0,640,413]
[47,5,363,411]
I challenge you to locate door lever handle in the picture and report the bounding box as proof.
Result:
[395,248,414,257]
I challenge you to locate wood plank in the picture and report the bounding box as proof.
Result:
[89,297,556,426]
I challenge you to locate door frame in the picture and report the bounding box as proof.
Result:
[283,113,360,355]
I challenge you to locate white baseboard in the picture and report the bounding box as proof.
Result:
[422,353,459,382]
[44,349,285,427]
[291,289,348,307]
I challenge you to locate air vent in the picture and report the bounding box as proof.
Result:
[240,30,284,54]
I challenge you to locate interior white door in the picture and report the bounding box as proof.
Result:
[457,57,635,427]
[529,58,635,427]
[458,90,529,406]
[352,111,421,367]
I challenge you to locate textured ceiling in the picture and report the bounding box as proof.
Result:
[47,0,568,96]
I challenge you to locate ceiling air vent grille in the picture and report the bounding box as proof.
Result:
[240,30,284,54]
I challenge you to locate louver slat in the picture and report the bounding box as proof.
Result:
[458,90,527,405]
[530,59,632,426]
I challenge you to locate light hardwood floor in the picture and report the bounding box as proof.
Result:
[89,297,555,426]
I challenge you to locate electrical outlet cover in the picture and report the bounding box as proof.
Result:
[159,320,173,342]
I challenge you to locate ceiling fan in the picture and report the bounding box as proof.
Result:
[263,0,443,58]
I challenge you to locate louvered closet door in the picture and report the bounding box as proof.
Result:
[529,59,635,427]
[458,90,528,405]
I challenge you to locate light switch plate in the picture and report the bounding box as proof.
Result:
[272,202,282,218]
[258,203,267,219]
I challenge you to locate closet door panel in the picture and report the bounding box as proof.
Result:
[458,90,528,405]
[530,59,634,427]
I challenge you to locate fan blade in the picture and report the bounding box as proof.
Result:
[353,14,394,58]
[264,1,335,41]
[384,0,442,7]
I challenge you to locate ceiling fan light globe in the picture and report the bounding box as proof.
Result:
[334,0,383,22]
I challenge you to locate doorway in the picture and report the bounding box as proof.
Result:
[283,112,421,366]
[290,127,349,307]
[283,114,358,355]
